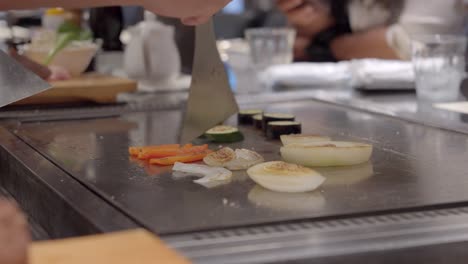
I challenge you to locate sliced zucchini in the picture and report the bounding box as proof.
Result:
[205,125,244,143]
[266,121,302,140]
[280,141,373,167]
[253,114,263,130]
[247,161,325,193]
[280,134,331,146]
[262,113,295,133]
[238,109,263,125]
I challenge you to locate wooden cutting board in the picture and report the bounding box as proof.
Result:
[30,229,190,264]
[13,73,137,105]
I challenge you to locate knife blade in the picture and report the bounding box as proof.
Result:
[179,18,239,143]
[0,50,51,108]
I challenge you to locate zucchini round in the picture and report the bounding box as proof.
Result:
[266,121,302,140]
[262,113,295,133]
[253,114,263,130]
[238,109,263,125]
[205,126,244,143]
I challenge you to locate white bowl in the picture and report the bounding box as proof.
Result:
[23,42,99,77]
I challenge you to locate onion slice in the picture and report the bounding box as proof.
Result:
[172,162,232,188]
[247,161,325,193]
[280,134,331,146]
[204,147,264,170]
[281,141,372,167]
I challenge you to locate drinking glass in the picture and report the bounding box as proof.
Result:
[412,35,467,102]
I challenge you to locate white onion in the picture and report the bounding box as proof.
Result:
[247,161,325,193]
[280,134,331,146]
[203,147,236,167]
[172,162,232,188]
[281,141,372,167]
[204,148,264,170]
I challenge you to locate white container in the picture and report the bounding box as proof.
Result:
[23,41,99,76]
[42,8,66,31]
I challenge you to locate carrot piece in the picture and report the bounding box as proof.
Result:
[129,147,140,156]
[139,144,209,160]
[149,150,212,166]
[129,144,180,156]
[180,144,208,153]
[138,148,181,160]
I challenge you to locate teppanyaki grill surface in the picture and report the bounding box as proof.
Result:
[13,100,468,235]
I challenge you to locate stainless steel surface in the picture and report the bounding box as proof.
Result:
[165,206,468,264]
[181,18,238,143]
[11,99,468,236]
[0,50,50,108]
[0,126,139,238]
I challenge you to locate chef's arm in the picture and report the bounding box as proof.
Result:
[330,27,400,61]
[0,0,231,25]
[0,0,135,10]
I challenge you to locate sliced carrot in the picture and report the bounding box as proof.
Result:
[138,148,180,160]
[129,147,140,156]
[139,144,209,160]
[180,144,208,153]
[149,150,212,166]
[129,144,180,156]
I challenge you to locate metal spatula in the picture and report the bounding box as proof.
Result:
[0,50,51,108]
[179,18,239,143]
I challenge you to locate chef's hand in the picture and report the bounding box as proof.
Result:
[277,0,335,60]
[277,0,334,38]
[0,199,30,264]
[142,0,231,25]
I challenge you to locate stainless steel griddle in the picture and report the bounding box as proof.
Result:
[12,98,468,238]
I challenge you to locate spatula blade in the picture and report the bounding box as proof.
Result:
[0,50,51,108]
[180,18,239,143]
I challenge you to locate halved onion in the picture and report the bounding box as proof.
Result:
[280,134,331,146]
[172,162,232,188]
[280,141,373,167]
[247,161,325,193]
[203,147,264,170]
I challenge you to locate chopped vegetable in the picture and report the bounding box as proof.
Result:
[204,147,264,170]
[205,126,244,143]
[266,121,302,140]
[280,134,331,146]
[238,109,263,125]
[247,161,325,193]
[138,144,206,160]
[129,144,180,156]
[253,114,263,130]
[203,147,236,167]
[172,162,232,188]
[280,141,373,167]
[262,113,295,133]
[149,150,211,166]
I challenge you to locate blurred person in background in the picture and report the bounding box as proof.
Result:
[278,0,466,62]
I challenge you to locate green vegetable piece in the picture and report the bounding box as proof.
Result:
[44,32,79,65]
[57,21,81,34]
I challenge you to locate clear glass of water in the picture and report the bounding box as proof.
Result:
[412,35,467,102]
[245,28,296,71]
[243,28,296,94]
